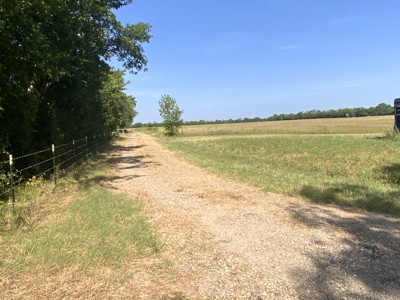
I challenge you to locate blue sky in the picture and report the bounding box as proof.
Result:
[113,0,400,123]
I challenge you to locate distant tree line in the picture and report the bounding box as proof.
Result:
[0,0,151,160]
[266,103,393,121]
[132,102,393,128]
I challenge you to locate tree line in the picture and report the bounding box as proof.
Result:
[132,102,393,128]
[266,103,393,121]
[0,0,151,161]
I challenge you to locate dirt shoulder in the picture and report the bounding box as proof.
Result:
[107,132,400,299]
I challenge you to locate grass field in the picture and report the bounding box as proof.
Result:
[0,148,162,277]
[179,115,394,136]
[142,116,400,217]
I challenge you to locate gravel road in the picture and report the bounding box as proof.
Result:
[106,132,400,300]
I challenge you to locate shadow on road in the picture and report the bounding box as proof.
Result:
[286,203,400,299]
[299,182,400,217]
[106,144,160,170]
[71,143,158,189]
[75,174,145,190]
[111,144,144,152]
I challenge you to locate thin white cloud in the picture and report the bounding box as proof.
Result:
[277,45,302,50]
[327,15,363,27]
[298,78,379,93]
[307,80,369,92]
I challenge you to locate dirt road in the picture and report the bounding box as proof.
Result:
[107,133,400,299]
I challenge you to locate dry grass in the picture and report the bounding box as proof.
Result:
[178,115,393,136]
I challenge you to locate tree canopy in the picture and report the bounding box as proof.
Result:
[0,0,150,157]
[158,95,183,136]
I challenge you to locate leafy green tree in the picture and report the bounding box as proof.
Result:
[158,95,183,136]
[101,69,138,131]
[0,0,151,156]
[375,103,393,115]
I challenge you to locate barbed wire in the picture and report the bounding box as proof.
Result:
[58,140,103,169]
[70,150,91,167]
[59,148,91,167]
[54,140,75,149]
[74,137,88,143]
[53,139,103,168]
[14,147,52,161]
[1,132,112,202]
[35,166,57,179]
[11,133,108,161]
[54,148,75,160]
[0,190,9,198]
[15,157,54,174]
[85,140,98,147]
[74,143,87,151]
[54,134,105,149]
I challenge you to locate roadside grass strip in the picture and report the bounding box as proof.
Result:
[1,188,162,275]
[0,152,163,276]
[160,135,400,216]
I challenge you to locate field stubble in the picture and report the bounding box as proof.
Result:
[179,115,393,136]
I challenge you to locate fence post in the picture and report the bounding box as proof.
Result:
[73,139,75,157]
[86,136,88,158]
[9,155,15,205]
[52,144,56,185]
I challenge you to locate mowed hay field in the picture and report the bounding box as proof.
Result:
[180,115,393,136]
[145,116,400,217]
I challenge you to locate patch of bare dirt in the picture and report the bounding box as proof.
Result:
[103,133,400,299]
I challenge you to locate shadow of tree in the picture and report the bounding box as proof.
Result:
[75,174,144,190]
[110,144,144,152]
[106,144,160,169]
[286,203,400,299]
[381,163,400,185]
[299,183,400,217]
[69,143,157,189]
[106,154,160,169]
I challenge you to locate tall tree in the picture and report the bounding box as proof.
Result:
[0,0,151,155]
[101,69,138,131]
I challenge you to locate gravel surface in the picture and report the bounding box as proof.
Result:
[106,133,400,300]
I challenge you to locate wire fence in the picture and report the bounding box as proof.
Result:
[0,133,112,204]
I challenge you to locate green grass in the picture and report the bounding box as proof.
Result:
[2,189,161,274]
[159,134,400,217]
[0,151,163,276]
